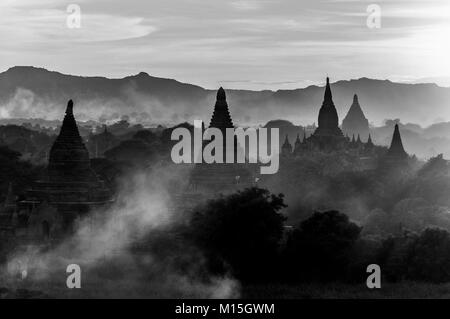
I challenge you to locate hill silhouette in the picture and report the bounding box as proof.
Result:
[0,66,449,126]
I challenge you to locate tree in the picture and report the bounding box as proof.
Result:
[189,187,286,281]
[285,210,361,281]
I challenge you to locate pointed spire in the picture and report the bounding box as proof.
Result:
[283,134,290,146]
[357,134,362,144]
[217,87,226,101]
[367,134,373,145]
[351,134,356,143]
[48,99,92,182]
[209,87,234,131]
[294,133,302,154]
[66,99,74,115]
[324,77,332,104]
[302,128,307,143]
[365,134,374,150]
[342,93,369,140]
[314,76,342,137]
[282,134,292,155]
[56,100,82,143]
[387,124,408,158]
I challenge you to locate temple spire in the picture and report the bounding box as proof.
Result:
[48,99,93,182]
[217,87,226,101]
[387,124,407,158]
[66,99,74,115]
[314,76,343,137]
[367,134,373,146]
[324,77,332,104]
[209,87,234,131]
[281,134,292,155]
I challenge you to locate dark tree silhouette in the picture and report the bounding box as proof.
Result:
[189,187,286,281]
[285,210,361,281]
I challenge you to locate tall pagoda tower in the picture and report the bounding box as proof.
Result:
[342,94,370,140]
[209,87,234,132]
[308,77,346,150]
[314,77,343,137]
[189,88,253,195]
[18,100,112,238]
[386,124,408,159]
[281,135,293,157]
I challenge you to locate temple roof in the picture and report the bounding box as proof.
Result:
[52,100,85,149]
[345,95,367,121]
[282,134,292,154]
[48,100,97,183]
[342,94,369,136]
[387,124,408,158]
[314,77,343,137]
[367,134,374,146]
[295,133,301,146]
[209,87,234,131]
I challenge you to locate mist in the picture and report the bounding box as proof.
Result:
[0,165,240,298]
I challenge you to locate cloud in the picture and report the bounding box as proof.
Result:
[0,166,240,298]
[0,0,448,90]
[0,3,155,47]
[230,0,264,11]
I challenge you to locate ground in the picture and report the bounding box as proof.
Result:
[242,282,450,299]
[2,281,450,298]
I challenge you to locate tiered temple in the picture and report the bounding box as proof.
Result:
[189,88,253,194]
[386,124,408,159]
[342,94,370,140]
[209,87,234,131]
[306,77,347,151]
[17,100,112,238]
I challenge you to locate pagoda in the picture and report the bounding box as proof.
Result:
[281,135,293,157]
[342,94,370,140]
[293,133,302,155]
[308,77,347,151]
[386,124,408,159]
[18,100,112,237]
[189,88,254,195]
[209,87,234,132]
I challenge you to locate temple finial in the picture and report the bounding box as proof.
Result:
[66,100,74,115]
[324,76,332,102]
[217,87,226,101]
[387,124,407,158]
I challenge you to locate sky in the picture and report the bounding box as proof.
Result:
[0,0,449,90]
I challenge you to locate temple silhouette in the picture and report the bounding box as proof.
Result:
[342,94,370,141]
[5,100,112,240]
[189,87,254,194]
[0,77,412,240]
[279,77,410,169]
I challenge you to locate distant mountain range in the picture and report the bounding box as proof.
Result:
[0,66,449,127]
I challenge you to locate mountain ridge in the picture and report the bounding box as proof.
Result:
[0,66,448,126]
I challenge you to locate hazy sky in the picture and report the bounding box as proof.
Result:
[0,0,449,90]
